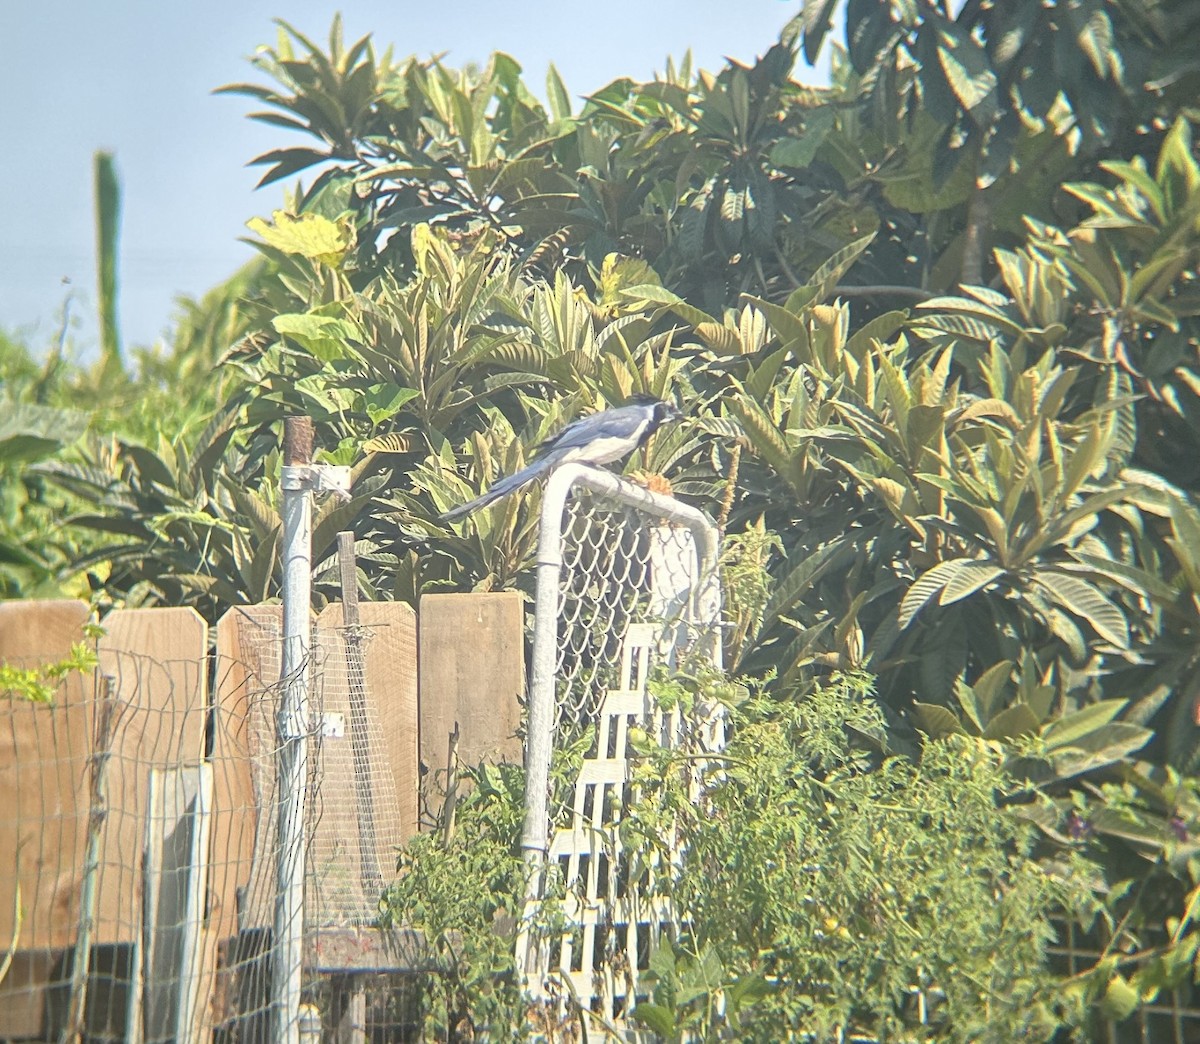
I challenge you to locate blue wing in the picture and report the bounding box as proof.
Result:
[440,402,661,521]
[537,404,650,454]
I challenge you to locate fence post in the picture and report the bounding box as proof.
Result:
[273,416,315,1044]
[514,465,575,992]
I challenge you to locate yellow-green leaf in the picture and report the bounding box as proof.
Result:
[246,210,355,265]
[1101,974,1139,1021]
[272,313,361,362]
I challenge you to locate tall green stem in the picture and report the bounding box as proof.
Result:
[94,151,122,373]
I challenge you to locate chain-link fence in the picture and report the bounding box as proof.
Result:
[515,464,723,1030]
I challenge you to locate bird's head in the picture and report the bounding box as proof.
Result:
[655,400,683,425]
[627,394,682,428]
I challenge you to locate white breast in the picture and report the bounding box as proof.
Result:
[557,426,648,466]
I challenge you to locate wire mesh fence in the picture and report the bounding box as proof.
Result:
[231,609,407,932]
[517,465,724,1030]
[216,602,418,1043]
[0,599,418,1043]
[0,604,220,1043]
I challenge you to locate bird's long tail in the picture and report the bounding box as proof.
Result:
[439,456,555,521]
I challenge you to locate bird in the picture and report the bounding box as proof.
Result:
[440,396,681,521]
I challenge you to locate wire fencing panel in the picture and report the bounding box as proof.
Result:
[0,604,225,1043]
[224,608,409,932]
[0,599,417,1043]
[517,467,723,1031]
[212,602,418,1041]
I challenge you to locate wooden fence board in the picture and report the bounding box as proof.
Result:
[317,601,419,847]
[0,599,93,956]
[418,593,524,811]
[0,597,91,663]
[212,604,284,937]
[95,607,208,946]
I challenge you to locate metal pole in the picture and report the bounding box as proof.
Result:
[273,417,314,1044]
[519,466,574,862]
[515,465,575,989]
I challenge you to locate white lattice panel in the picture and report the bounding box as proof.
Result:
[549,617,721,1031]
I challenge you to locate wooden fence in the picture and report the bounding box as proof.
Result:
[0,593,523,1042]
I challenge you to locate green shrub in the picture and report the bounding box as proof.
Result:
[378,762,530,1038]
[625,672,1103,1042]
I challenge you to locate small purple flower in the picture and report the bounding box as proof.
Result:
[1169,814,1189,842]
[1067,811,1093,840]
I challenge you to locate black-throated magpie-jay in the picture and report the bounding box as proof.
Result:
[440,397,681,521]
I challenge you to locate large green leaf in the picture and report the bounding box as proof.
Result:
[1042,699,1127,751]
[912,701,966,738]
[0,404,90,464]
[935,21,1000,125]
[785,232,876,311]
[631,1002,677,1038]
[619,284,716,329]
[938,560,1004,607]
[1031,570,1129,648]
[899,558,998,629]
[1049,722,1153,779]
[271,313,361,362]
[761,540,855,637]
[983,701,1040,740]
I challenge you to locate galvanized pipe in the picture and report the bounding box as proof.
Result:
[519,466,574,870]
[272,418,314,1044]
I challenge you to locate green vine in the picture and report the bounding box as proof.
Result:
[0,629,100,703]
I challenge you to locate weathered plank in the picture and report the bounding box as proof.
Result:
[95,606,208,945]
[417,593,524,816]
[211,604,285,935]
[0,598,91,664]
[0,599,93,962]
[305,927,437,974]
[315,601,418,915]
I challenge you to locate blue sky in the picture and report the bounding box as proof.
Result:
[0,1,825,355]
